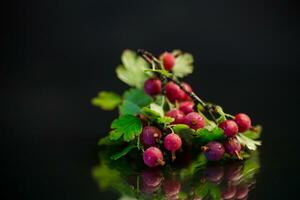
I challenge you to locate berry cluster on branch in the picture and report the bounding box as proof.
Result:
[92,49,262,168]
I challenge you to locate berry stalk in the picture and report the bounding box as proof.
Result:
[138,49,217,122]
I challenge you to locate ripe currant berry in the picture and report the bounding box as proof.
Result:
[179,101,194,114]
[224,137,241,158]
[143,147,165,167]
[162,52,175,71]
[234,113,252,132]
[166,109,185,124]
[144,78,162,96]
[181,82,192,101]
[219,120,239,137]
[141,126,162,147]
[235,185,249,199]
[183,112,205,130]
[164,133,182,161]
[165,81,185,102]
[202,141,225,161]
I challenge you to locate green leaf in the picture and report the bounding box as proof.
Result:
[243,125,262,139]
[140,107,161,119]
[98,135,122,146]
[236,133,262,151]
[157,116,174,126]
[110,115,142,142]
[123,89,152,107]
[195,127,225,142]
[110,144,137,160]
[91,91,121,110]
[172,124,195,135]
[172,52,194,78]
[150,102,164,116]
[116,50,150,88]
[119,100,141,115]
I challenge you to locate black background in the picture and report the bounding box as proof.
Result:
[2,0,300,199]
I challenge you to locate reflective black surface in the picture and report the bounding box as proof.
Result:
[2,0,300,199]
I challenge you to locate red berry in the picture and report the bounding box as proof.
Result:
[234,113,252,132]
[166,109,185,124]
[162,52,175,71]
[179,101,194,114]
[165,81,185,102]
[202,141,225,161]
[164,133,182,152]
[224,137,241,156]
[183,112,205,130]
[144,78,162,96]
[141,126,162,147]
[219,120,239,137]
[143,147,165,167]
[181,82,192,101]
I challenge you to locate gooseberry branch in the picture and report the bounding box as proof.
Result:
[137,49,218,122]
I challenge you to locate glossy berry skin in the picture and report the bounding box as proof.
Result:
[224,137,241,156]
[164,133,182,152]
[162,52,175,71]
[143,147,164,167]
[234,113,251,132]
[219,120,239,137]
[166,109,185,124]
[165,81,185,102]
[141,126,162,147]
[179,101,194,114]
[183,112,205,130]
[144,78,162,96]
[202,141,225,161]
[181,82,193,101]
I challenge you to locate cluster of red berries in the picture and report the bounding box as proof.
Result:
[142,52,253,167]
[203,113,251,161]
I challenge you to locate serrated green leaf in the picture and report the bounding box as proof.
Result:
[110,144,137,160]
[119,100,141,115]
[195,127,225,142]
[243,125,262,139]
[236,133,261,151]
[91,91,121,110]
[116,50,150,88]
[123,89,152,107]
[172,53,194,78]
[110,115,142,142]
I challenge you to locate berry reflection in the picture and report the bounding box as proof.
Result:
[93,149,260,200]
